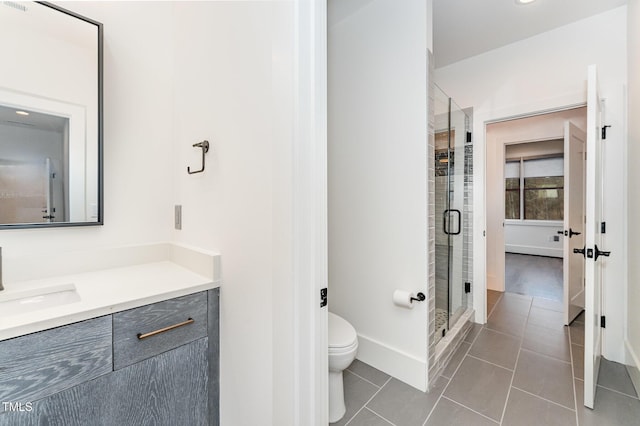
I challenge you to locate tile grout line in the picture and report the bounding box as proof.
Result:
[421,328,482,426]
[440,342,472,380]
[568,325,580,426]
[575,376,640,399]
[486,293,503,319]
[420,377,451,426]
[530,300,564,314]
[595,383,640,400]
[345,369,385,389]
[465,354,515,373]
[483,326,524,340]
[498,299,532,425]
[343,376,393,426]
[511,385,577,412]
[365,407,398,426]
[480,324,525,340]
[439,395,500,425]
[518,346,573,365]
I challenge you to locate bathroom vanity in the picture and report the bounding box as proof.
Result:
[0,244,220,426]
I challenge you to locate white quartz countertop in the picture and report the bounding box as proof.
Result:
[0,260,219,341]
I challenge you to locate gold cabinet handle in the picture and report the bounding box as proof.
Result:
[137,318,194,340]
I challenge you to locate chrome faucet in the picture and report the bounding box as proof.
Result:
[0,247,4,291]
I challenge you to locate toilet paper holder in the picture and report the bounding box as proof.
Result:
[410,292,426,303]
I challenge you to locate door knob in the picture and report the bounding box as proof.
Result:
[569,228,581,238]
[573,246,586,257]
[593,244,611,261]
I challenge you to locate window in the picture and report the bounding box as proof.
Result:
[505,156,564,221]
[505,161,520,219]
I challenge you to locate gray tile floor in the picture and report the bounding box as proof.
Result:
[505,253,563,301]
[332,291,640,425]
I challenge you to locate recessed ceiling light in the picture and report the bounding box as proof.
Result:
[516,0,536,4]
[15,110,29,116]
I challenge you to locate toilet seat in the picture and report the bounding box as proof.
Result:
[328,339,358,355]
[329,312,357,350]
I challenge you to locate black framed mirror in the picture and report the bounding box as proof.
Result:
[0,1,103,228]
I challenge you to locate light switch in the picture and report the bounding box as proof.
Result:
[175,205,182,230]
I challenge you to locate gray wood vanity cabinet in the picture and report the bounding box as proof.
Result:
[0,288,219,426]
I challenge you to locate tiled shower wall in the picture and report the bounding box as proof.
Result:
[463,110,474,311]
[434,171,448,316]
[427,51,437,389]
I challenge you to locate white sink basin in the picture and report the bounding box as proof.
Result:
[0,283,80,316]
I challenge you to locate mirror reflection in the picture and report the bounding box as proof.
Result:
[0,105,69,223]
[0,1,102,227]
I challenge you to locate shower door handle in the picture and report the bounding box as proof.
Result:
[443,209,461,235]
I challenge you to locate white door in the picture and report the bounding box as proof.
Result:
[563,122,586,325]
[583,64,609,409]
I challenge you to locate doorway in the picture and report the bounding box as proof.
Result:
[503,139,565,302]
[484,107,587,325]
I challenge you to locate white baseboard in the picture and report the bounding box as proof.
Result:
[356,333,427,392]
[505,245,563,258]
[625,339,640,398]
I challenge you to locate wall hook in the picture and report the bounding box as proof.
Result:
[187,140,210,174]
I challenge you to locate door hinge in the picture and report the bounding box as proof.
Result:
[466,131,472,143]
[464,282,471,294]
[602,125,611,140]
[600,316,606,328]
[320,288,327,308]
[601,222,606,234]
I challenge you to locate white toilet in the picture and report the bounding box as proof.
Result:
[328,312,358,423]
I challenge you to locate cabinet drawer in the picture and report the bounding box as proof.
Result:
[113,291,207,369]
[0,316,112,409]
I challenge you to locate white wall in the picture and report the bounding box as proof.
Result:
[505,222,563,258]
[170,2,307,425]
[435,7,627,362]
[3,2,310,424]
[489,112,584,259]
[328,0,430,391]
[171,2,273,424]
[486,109,586,288]
[1,2,174,257]
[626,0,640,390]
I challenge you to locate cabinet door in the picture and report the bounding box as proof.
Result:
[0,338,209,426]
[0,316,112,408]
[109,337,209,426]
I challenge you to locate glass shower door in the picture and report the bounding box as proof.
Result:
[434,86,450,343]
[434,85,470,344]
[446,100,468,328]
